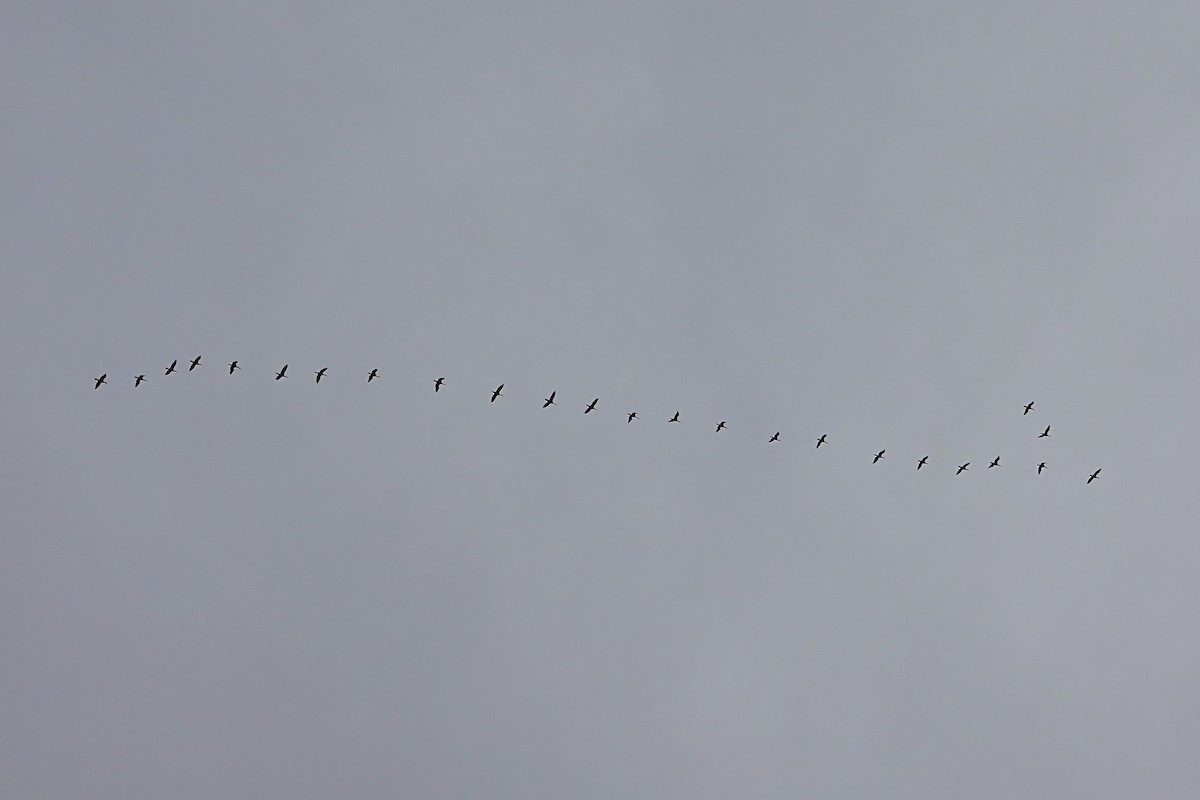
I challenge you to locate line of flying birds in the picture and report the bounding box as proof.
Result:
[91,357,1103,484]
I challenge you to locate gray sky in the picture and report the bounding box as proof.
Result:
[4,2,1199,797]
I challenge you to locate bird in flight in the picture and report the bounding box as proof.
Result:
[917,456,928,470]
[769,432,780,442]
[228,361,240,375]
[134,374,146,387]
[1024,401,1035,415]
[367,368,379,382]
[669,412,680,423]
[956,462,970,475]
[93,373,107,389]
[490,384,504,402]
[1037,462,1046,474]
[189,355,202,371]
[165,359,178,375]
[816,434,827,448]
[275,364,288,380]
[873,449,886,463]
[988,456,1001,469]
[1087,468,1102,485]
[315,367,328,384]
[715,421,726,433]
[1038,425,1051,438]
[627,412,638,423]
[542,391,556,408]
[434,377,444,392]
[584,398,599,414]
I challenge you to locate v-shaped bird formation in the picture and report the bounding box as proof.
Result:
[93,360,1104,483]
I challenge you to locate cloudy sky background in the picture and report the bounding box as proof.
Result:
[5,2,1200,796]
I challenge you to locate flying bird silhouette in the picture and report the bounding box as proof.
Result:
[315,367,328,383]
[1087,468,1101,484]
[584,398,599,414]
[1037,462,1046,474]
[669,412,680,423]
[164,360,178,375]
[189,355,202,371]
[275,364,288,380]
[816,434,827,448]
[769,432,780,442]
[367,368,379,382]
[134,374,146,387]
[1038,425,1051,438]
[542,391,556,408]
[1024,401,1035,415]
[956,462,970,475]
[490,384,504,402]
[917,456,928,470]
[715,421,726,433]
[873,449,886,463]
[228,361,240,374]
[988,456,1001,469]
[434,377,444,392]
[93,373,107,389]
[627,412,638,423]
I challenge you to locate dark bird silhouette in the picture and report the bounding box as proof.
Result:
[134,374,146,387]
[189,355,202,371]
[1038,425,1051,438]
[988,456,1001,469]
[816,434,827,448]
[367,368,379,382]
[228,361,240,374]
[94,373,107,389]
[1037,462,1046,474]
[315,367,328,383]
[873,449,886,463]
[490,384,503,403]
[434,377,444,392]
[627,412,638,423]
[956,462,970,475]
[769,432,780,442]
[1087,468,1101,485]
[542,391,556,408]
[917,456,928,470]
[275,364,288,380]
[164,359,178,375]
[1024,401,1035,415]
[715,421,726,433]
[669,412,680,423]
[584,398,599,414]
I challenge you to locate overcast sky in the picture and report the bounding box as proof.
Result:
[5,2,1200,797]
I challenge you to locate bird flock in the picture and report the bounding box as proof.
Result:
[92,357,1103,484]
